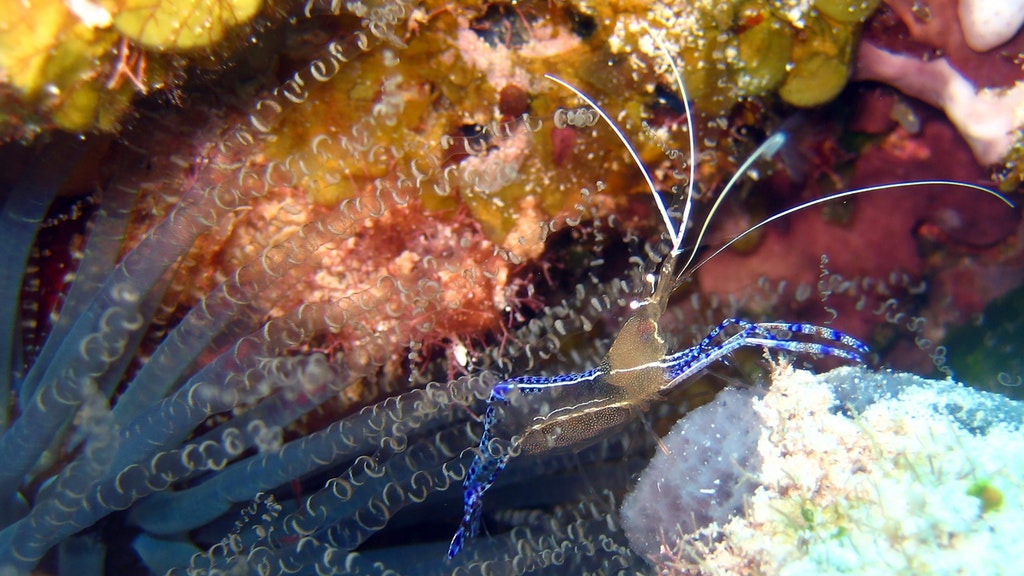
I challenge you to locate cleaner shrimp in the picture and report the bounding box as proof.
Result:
[447,35,1014,559]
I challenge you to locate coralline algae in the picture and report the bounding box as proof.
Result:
[622,365,1024,574]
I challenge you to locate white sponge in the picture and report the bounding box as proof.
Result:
[959,0,1024,52]
[622,365,1024,574]
[620,386,762,560]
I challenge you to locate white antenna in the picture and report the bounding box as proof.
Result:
[685,180,1016,278]
[544,74,682,251]
[646,27,789,276]
[645,27,696,257]
[643,28,700,256]
[546,36,1016,302]
[678,132,787,274]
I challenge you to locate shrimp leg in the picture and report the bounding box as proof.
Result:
[448,369,604,558]
[662,319,869,392]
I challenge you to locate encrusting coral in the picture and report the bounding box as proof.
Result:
[858,0,1024,186]
[0,1,1022,574]
[625,364,1024,574]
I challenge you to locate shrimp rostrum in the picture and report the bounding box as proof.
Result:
[447,40,1014,559]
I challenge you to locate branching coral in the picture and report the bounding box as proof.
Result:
[0,0,1022,575]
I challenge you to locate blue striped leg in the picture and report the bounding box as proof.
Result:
[448,369,602,558]
[663,319,869,392]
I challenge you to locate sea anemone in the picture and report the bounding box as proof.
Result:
[0,1,1021,575]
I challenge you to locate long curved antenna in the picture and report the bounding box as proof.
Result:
[684,180,1016,278]
[677,132,787,276]
[646,27,697,257]
[544,74,681,251]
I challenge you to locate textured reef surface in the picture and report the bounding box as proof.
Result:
[623,365,1024,574]
[1,0,1023,575]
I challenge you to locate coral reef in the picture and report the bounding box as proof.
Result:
[696,113,1024,373]
[590,0,881,111]
[858,0,1024,169]
[0,0,270,138]
[626,365,1024,574]
[0,0,1022,575]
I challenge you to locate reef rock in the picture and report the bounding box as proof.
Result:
[622,365,1024,574]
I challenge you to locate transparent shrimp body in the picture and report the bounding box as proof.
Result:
[448,259,868,558]
[447,37,1012,559]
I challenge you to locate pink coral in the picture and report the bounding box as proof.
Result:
[696,117,1021,370]
[856,0,1024,165]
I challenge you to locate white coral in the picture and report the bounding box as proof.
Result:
[628,365,1024,575]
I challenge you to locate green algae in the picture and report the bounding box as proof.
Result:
[576,0,881,113]
[779,51,851,108]
[114,0,263,50]
[0,0,264,138]
[814,0,882,24]
[967,479,1005,514]
[778,9,858,108]
[735,15,794,96]
[944,282,1024,401]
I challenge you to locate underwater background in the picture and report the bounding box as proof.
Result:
[1,0,1023,574]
